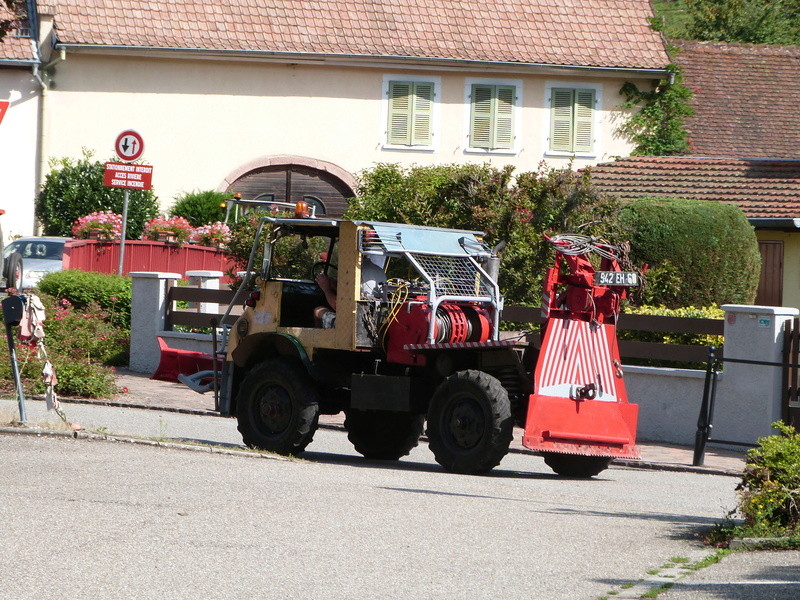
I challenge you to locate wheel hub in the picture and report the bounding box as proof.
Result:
[258,386,292,433]
[447,398,484,449]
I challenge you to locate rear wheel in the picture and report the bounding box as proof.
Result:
[344,409,424,460]
[5,253,22,290]
[543,453,612,478]
[236,357,320,455]
[426,370,513,474]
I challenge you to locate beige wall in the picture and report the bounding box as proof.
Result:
[757,230,800,310]
[0,68,39,241]
[42,54,646,211]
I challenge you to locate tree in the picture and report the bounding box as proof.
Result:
[684,0,800,44]
[618,66,695,156]
[169,190,229,227]
[346,163,621,305]
[36,151,160,239]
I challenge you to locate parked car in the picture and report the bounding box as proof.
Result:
[0,210,24,291]
[1,236,69,290]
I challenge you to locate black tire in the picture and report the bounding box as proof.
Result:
[235,357,320,455]
[344,409,424,460]
[5,253,22,290]
[426,370,513,474]
[543,453,612,478]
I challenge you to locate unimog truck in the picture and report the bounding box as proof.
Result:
[204,207,640,476]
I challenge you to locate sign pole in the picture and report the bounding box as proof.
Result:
[107,130,151,275]
[118,188,130,276]
[1,295,27,422]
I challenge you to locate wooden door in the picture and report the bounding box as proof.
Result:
[755,240,783,306]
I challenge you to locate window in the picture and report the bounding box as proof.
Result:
[386,80,434,147]
[549,87,596,153]
[469,84,515,150]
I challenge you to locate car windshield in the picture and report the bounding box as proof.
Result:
[3,240,65,260]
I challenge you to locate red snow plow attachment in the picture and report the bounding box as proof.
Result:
[522,235,641,476]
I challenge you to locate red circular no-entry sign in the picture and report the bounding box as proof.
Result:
[115,130,145,161]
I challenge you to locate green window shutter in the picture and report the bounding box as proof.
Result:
[493,85,515,149]
[470,84,516,150]
[388,81,412,145]
[470,84,494,149]
[411,82,433,146]
[550,88,574,152]
[573,89,595,153]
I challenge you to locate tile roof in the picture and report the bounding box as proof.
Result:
[673,40,800,159]
[587,156,800,220]
[46,0,669,70]
[0,33,35,62]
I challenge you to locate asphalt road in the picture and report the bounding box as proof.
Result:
[0,401,740,600]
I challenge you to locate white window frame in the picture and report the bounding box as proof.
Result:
[463,77,522,155]
[381,74,441,152]
[544,81,603,158]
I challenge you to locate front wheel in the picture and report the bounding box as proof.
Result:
[426,370,513,475]
[543,453,612,478]
[236,357,320,455]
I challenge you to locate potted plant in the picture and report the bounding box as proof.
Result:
[71,211,123,241]
[190,221,232,249]
[141,216,193,244]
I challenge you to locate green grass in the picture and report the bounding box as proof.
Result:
[652,0,692,38]
[641,583,674,599]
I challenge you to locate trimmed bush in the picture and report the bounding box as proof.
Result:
[36,151,159,239]
[619,197,760,308]
[37,270,132,330]
[169,189,230,227]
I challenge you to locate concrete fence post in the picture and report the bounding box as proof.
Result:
[186,270,222,314]
[715,304,799,444]
[129,271,181,374]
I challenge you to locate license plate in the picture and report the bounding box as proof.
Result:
[594,271,639,287]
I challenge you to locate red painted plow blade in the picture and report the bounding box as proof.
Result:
[522,235,641,475]
[523,319,639,459]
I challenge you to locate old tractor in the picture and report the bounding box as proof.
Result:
[205,207,640,476]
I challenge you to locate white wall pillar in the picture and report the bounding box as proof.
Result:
[715,304,799,444]
[129,271,181,373]
[186,270,222,314]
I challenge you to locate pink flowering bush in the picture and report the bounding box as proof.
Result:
[141,216,193,243]
[190,221,231,248]
[71,210,123,240]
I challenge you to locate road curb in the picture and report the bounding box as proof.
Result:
[0,424,293,463]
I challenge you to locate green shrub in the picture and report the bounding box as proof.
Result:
[0,294,124,398]
[36,150,159,239]
[169,189,230,227]
[37,270,132,330]
[737,422,800,534]
[619,197,760,308]
[346,162,621,305]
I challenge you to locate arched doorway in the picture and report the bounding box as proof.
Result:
[222,157,356,218]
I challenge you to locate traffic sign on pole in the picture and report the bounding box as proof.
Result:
[115,130,145,161]
[103,162,153,190]
[0,100,9,126]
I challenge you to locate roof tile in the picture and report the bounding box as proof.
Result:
[588,156,800,220]
[44,0,668,70]
[674,40,800,159]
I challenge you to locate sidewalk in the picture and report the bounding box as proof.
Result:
[68,368,748,476]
